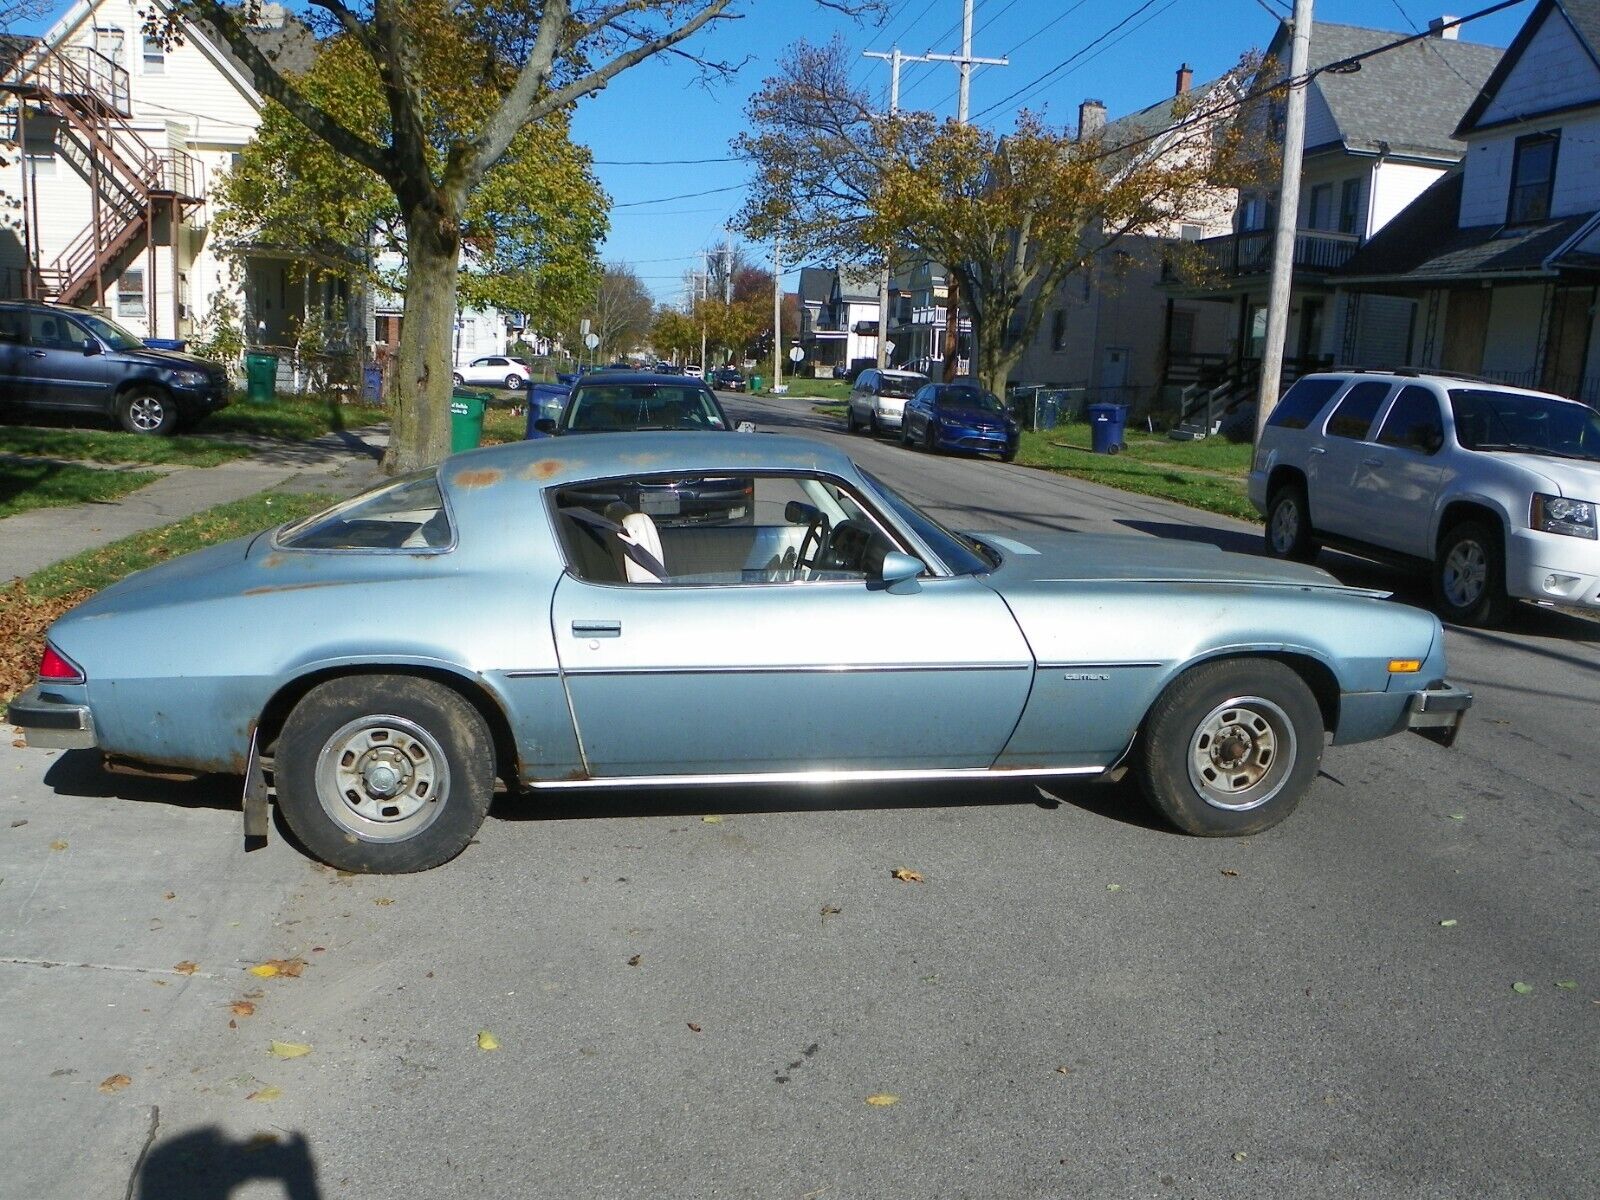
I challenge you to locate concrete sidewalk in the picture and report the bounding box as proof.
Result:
[0,427,388,582]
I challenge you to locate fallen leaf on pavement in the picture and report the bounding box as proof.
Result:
[98,1074,132,1094]
[865,1093,898,1107]
[374,898,394,907]
[1232,1152,1248,1163]
[163,892,175,900]
[1106,884,1121,892]
[246,1085,281,1102]
[9,818,26,828]
[48,839,67,851]
[1448,813,1466,821]
[1512,982,1533,995]
[701,814,723,824]
[1055,1066,1072,1075]
[1220,869,1239,877]
[627,954,641,967]
[248,958,305,979]
[268,1041,311,1059]
[173,961,199,975]
[477,1031,500,1051]
[820,905,842,923]
[686,1022,702,1033]
[1439,919,1458,927]
[1555,980,1577,990]
[11,738,24,748]
[230,1001,256,1018]
[890,868,924,883]
[245,1133,279,1150]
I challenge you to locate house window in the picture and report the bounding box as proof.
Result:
[1170,310,1196,355]
[118,268,146,318]
[24,149,55,177]
[1050,308,1067,352]
[1338,179,1362,235]
[1307,183,1334,230]
[1179,223,1204,241]
[141,35,165,74]
[1507,132,1558,224]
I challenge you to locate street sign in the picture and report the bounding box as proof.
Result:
[884,340,895,355]
[788,346,805,363]
[584,333,600,351]
[580,319,591,336]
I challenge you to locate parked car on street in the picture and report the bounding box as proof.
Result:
[1250,369,1600,626]
[900,382,1020,461]
[710,365,747,392]
[0,300,229,435]
[847,368,929,435]
[453,355,530,391]
[684,364,705,379]
[9,432,1469,873]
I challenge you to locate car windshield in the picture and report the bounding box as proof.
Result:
[879,374,927,399]
[858,469,994,575]
[276,472,452,550]
[76,311,144,352]
[563,384,728,432]
[1449,389,1600,462]
[938,386,1003,412]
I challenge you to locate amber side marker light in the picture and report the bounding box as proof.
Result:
[1387,659,1423,674]
[38,644,85,684]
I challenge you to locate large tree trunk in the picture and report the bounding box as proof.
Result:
[385,199,462,474]
[972,312,1025,400]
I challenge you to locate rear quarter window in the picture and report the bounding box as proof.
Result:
[277,473,452,550]
[1267,378,1344,431]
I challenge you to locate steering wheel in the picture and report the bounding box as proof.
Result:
[795,512,832,575]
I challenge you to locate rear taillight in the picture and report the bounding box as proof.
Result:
[39,643,85,684]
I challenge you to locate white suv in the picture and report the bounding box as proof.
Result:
[845,368,929,435]
[1249,370,1600,626]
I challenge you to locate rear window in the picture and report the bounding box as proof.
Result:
[277,473,452,550]
[564,384,727,432]
[879,374,926,399]
[1266,377,1343,430]
[1324,381,1392,440]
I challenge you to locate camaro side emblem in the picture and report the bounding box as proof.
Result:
[1063,672,1110,682]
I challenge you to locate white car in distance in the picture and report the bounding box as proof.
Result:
[454,356,530,391]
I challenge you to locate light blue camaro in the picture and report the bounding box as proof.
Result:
[8,433,1470,873]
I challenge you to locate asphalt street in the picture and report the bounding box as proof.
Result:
[1,393,1595,1199]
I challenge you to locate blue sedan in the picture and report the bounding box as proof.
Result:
[7,433,1469,873]
[901,382,1021,460]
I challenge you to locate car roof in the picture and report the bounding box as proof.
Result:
[1303,369,1568,401]
[441,431,857,495]
[570,371,714,387]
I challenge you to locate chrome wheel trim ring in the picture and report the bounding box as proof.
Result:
[1187,695,1297,812]
[129,394,165,432]
[1443,539,1487,608]
[1269,497,1301,554]
[314,714,450,843]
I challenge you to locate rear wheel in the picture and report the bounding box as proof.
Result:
[1434,520,1509,627]
[275,675,494,873]
[1137,658,1323,837]
[504,374,522,390]
[846,406,860,433]
[452,372,464,386]
[117,387,178,436]
[1264,482,1318,562]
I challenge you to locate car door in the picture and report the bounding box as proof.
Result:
[1307,380,1393,538]
[459,357,489,385]
[903,384,932,440]
[1355,384,1448,556]
[546,472,1035,777]
[0,306,24,406]
[849,370,875,424]
[21,309,108,411]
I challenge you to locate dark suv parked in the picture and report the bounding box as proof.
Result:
[0,301,229,435]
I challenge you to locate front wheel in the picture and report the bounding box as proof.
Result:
[923,421,939,454]
[117,388,178,436]
[1264,483,1318,562]
[452,373,464,387]
[274,676,495,873]
[1136,658,1323,837]
[1434,520,1510,627]
[504,374,522,391]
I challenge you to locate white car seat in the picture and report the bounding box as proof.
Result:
[619,511,666,583]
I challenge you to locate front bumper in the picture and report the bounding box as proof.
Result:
[934,425,1017,456]
[1506,528,1600,609]
[5,684,98,750]
[174,382,231,415]
[1406,683,1473,748]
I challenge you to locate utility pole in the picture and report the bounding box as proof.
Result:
[698,258,708,373]
[773,237,783,392]
[927,1,1007,377]
[724,232,733,304]
[864,46,932,369]
[1256,0,1314,443]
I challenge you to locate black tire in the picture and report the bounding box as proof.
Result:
[1136,658,1323,837]
[504,374,522,391]
[923,421,938,454]
[868,410,880,436]
[846,406,860,433]
[1433,519,1510,627]
[1264,482,1318,562]
[899,419,913,448]
[452,372,464,386]
[274,675,495,873]
[116,387,179,436]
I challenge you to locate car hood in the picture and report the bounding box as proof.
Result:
[939,406,1013,427]
[974,530,1376,592]
[1484,451,1600,498]
[121,347,221,371]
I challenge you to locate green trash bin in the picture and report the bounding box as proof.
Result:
[244,351,278,405]
[450,389,488,453]
[751,374,763,394]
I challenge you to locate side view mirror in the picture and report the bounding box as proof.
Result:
[82,338,101,356]
[877,550,924,595]
[533,417,557,434]
[736,420,756,433]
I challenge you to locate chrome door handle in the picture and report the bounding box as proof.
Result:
[1308,446,1325,455]
[28,350,46,358]
[1361,457,1381,467]
[572,620,621,638]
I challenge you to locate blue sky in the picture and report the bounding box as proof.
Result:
[572,0,1537,303]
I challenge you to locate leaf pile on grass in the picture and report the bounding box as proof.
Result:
[2,490,335,704]
[0,461,161,520]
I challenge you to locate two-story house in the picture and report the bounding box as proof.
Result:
[1335,0,1600,402]
[794,264,880,376]
[1163,18,1502,401]
[0,0,358,351]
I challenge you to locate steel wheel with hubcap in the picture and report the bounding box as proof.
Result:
[276,675,495,872]
[1264,484,1318,562]
[1433,520,1509,627]
[117,388,178,436]
[1137,658,1323,836]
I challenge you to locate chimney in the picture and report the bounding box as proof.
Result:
[1078,99,1106,142]
[1428,15,1459,39]
[1175,63,1193,95]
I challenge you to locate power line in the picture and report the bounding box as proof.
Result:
[593,155,740,165]
[611,183,746,208]
[925,0,1092,114]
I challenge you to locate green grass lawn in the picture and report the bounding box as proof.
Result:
[1036,422,1255,476]
[0,424,256,468]
[0,460,162,521]
[204,394,386,442]
[1015,430,1258,523]
[775,378,850,401]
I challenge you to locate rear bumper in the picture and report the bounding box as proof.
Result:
[5,684,98,750]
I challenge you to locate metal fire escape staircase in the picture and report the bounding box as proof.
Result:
[4,45,201,306]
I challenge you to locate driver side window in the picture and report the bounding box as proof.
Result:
[552,472,903,587]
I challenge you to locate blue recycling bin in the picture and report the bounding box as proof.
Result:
[1036,393,1061,431]
[1088,402,1128,454]
[143,337,187,352]
[362,364,383,402]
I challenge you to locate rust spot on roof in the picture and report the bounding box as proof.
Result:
[452,467,504,489]
[520,459,564,481]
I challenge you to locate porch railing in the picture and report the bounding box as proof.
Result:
[1192,229,1362,277]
